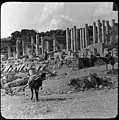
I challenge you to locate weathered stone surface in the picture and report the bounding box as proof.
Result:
[12,66,17,72]
[12,86,24,94]
[8,67,13,72]
[1,89,6,96]
[3,65,11,72]
[68,73,114,91]
[4,78,28,88]
[19,64,25,71]
[97,20,102,43]
[66,28,70,51]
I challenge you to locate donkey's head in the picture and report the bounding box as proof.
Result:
[40,72,47,81]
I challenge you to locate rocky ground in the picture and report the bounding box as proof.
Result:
[1,63,118,119]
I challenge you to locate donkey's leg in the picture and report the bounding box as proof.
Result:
[31,88,34,100]
[35,88,39,101]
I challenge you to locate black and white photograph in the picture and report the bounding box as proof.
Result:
[1,2,118,119]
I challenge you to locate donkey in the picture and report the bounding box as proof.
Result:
[23,72,46,101]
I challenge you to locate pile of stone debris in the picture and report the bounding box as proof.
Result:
[1,59,57,95]
[1,59,48,73]
[68,72,117,92]
[64,56,77,68]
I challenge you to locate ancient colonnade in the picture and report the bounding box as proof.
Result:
[7,19,116,59]
[65,19,116,54]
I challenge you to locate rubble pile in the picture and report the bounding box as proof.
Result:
[1,59,57,95]
[1,55,118,96]
[1,59,46,73]
[63,56,78,68]
[46,55,78,69]
[106,69,118,75]
[68,72,117,92]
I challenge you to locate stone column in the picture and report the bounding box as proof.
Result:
[97,20,101,43]
[31,36,34,54]
[71,28,74,51]
[41,36,44,55]
[36,34,40,56]
[46,41,50,53]
[7,43,12,58]
[16,39,20,59]
[82,28,85,48]
[105,20,110,45]
[112,19,115,43]
[80,28,83,50]
[93,22,97,43]
[53,38,57,52]
[102,20,106,44]
[22,39,26,56]
[76,29,80,50]
[100,43,104,56]
[73,26,77,51]
[85,24,89,47]
[66,28,70,51]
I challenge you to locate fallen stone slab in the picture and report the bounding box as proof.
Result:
[3,65,11,72]
[17,65,21,71]
[8,66,13,72]
[5,74,19,83]
[4,78,28,88]
[15,72,28,78]
[19,64,26,71]
[12,86,25,94]
[1,68,4,72]
[12,66,17,72]
[17,64,22,71]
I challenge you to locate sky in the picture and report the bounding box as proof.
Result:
[1,2,118,38]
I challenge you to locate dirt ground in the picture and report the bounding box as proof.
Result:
[1,64,118,119]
